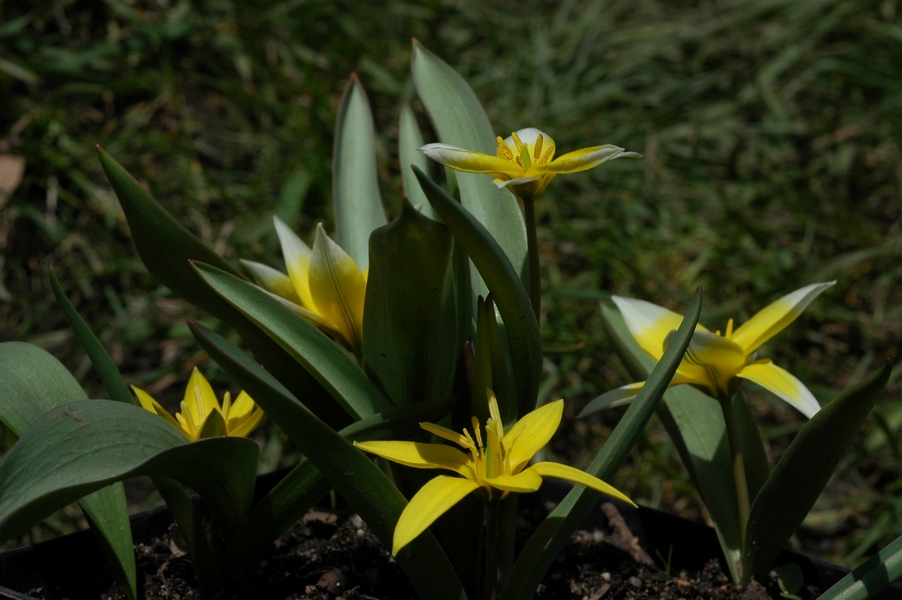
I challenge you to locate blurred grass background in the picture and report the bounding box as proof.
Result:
[1,0,900,567]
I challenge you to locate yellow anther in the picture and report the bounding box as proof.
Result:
[533,134,544,160]
[471,417,484,451]
[725,318,734,339]
[515,156,525,169]
[496,136,513,161]
[539,146,554,164]
[511,131,524,154]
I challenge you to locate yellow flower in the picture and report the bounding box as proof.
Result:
[132,367,264,441]
[419,127,640,200]
[355,390,634,554]
[580,282,835,419]
[242,218,367,355]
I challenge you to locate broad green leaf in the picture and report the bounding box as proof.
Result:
[51,270,216,594]
[97,147,345,427]
[818,532,902,600]
[186,322,466,600]
[0,400,258,541]
[333,75,387,268]
[411,40,528,295]
[743,360,892,586]
[732,393,770,504]
[192,262,392,419]
[599,301,746,582]
[502,289,702,600]
[364,202,459,406]
[413,166,541,419]
[0,342,136,600]
[399,101,435,219]
[191,321,459,580]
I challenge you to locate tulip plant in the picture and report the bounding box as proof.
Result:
[582,285,892,590]
[0,39,895,600]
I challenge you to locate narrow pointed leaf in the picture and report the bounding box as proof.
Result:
[0,400,257,541]
[414,166,540,418]
[51,271,217,593]
[193,261,392,419]
[399,101,435,219]
[333,75,386,268]
[411,40,528,293]
[186,322,466,599]
[818,532,902,600]
[364,202,459,406]
[191,321,457,578]
[743,360,892,585]
[0,342,136,600]
[502,289,702,600]
[50,269,132,405]
[600,301,746,582]
[97,147,345,427]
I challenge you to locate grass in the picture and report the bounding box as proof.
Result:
[1,0,900,567]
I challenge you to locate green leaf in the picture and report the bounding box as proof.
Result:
[192,262,392,419]
[399,101,435,219]
[0,342,136,600]
[333,75,387,269]
[502,288,702,600]
[192,320,460,580]
[186,322,466,599]
[599,301,746,583]
[743,360,892,586]
[413,166,541,418]
[411,40,528,294]
[50,272,219,593]
[97,147,345,427]
[818,532,902,600]
[364,202,459,406]
[49,269,133,405]
[0,400,258,541]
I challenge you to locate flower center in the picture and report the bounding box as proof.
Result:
[495,131,555,173]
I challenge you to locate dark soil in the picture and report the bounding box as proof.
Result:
[7,498,827,600]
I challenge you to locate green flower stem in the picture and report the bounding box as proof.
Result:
[484,500,500,600]
[720,394,750,553]
[522,196,541,323]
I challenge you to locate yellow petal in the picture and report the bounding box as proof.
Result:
[528,463,636,507]
[354,440,472,477]
[225,391,265,437]
[675,330,747,399]
[240,259,301,304]
[503,400,563,473]
[183,368,220,427]
[537,145,640,174]
[729,281,835,354]
[613,296,708,360]
[392,475,480,555]
[308,224,367,353]
[737,360,821,418]
[274,216,315,310]
[226,390,257,420]
[418,143,522,178]
[485,469,543,493]
[227,406,265,438]
[131,386,182,431]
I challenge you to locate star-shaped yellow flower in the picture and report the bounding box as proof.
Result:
[580,282,835,419]
[419,127,640,200]
[241,218,367,355]
[355,390,634,554]
[132,367,263,440]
